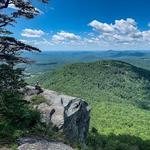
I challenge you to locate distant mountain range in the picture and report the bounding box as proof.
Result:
[21,50,150,74]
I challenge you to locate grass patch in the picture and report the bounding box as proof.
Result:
[31,95,47,105]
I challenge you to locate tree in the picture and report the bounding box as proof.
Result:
[0,0,48,91]
[0,0,48,130]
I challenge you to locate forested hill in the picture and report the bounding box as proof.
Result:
[28,60,150,149]
[29,60,150,109]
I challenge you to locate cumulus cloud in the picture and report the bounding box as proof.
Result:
[52,31,81,43]
[49,19,150,50]
[20,18,150,50]
[21,29,45,38]
[142,30,150,41]
[88,18,145,44]
[89,18,137,34]
[89,20,114,32]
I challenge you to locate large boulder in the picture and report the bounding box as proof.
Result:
[24,86,90,144]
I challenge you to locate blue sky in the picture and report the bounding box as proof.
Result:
[7,0,150,51]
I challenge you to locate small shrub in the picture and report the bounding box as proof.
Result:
[0,90,40,142]
[0,91,40,128]
[0,120,15,140]
[29,123,67,142]
[10,144,18,150]
[31,95,47,105]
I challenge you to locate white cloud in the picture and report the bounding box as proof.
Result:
[48,19,150,50]
[88,18,144,44]
[20,38,54,50]
[114,18,137,35]
[89,20,114,32]
[20,18,150,51]
[21,29,45,38]
[52,31,81,43]
[142,30,150,41]
[89,18,138,35]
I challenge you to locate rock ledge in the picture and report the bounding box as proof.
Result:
[24,86,90,144]
[18,137,74,150]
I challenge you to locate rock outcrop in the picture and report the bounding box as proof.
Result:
[18,137,73,150]
[24,86,90,144]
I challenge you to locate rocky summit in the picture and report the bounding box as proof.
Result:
[24,86,90,144]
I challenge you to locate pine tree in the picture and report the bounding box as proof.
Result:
[0,0,48,91]
[0,0,48,127]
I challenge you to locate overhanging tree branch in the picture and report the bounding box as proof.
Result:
[0,0,10,9]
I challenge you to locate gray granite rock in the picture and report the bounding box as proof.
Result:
[24,86,90,144]
[18,137,73,150]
